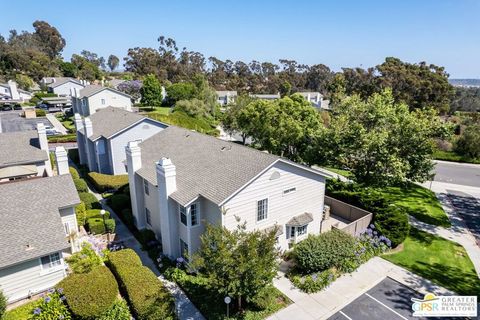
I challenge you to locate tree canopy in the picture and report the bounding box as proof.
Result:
[140,74,163,107]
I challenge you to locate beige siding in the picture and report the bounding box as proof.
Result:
[87,90,132,115]
[222,161,326,251]
[0,252,66,302]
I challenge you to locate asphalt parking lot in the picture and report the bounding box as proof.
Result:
[0,110,51,132]
[327,277,464,320]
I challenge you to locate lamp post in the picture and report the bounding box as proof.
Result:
[100,209,110,243]
[224,296,231,318]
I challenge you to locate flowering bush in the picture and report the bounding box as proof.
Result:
[65,242,104,274]
[290,269,338,294]
[31,289,71,320]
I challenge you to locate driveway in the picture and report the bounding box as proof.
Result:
[0,110,51,132]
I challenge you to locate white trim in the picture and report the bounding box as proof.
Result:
[256,197,269,224]
[189,202,200,228]
[39,253,63,275]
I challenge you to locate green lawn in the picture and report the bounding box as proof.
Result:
[378,183,450,227]
[139,106,171,115]
[383,228,480,295]
[146,111,219,136]
[4,300,37,320]
[323,166,353,178]
[433,149,480,164]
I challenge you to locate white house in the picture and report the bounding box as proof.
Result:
[0,154,79,303]
[45,77,86,97]
[125,126,330,260]
[0,123,53,183]
[72,85,132,116]
[249,93,281,100]
[216,90,237,106]
[0,81,33,102]
[75,107,167,175]
[297,92,330,110]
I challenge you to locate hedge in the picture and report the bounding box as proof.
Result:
[107,250,175,320]
[88,218,105,234]
[35,109,46,117]
[57,266,119,319]
[97,299,131,320]
[69,166,80,179]
[108,194,131,214]
[86,209,110,220]
[87,172,129,193]
[47,134,77,143]
[76,202,87,226]
[73,178,89,193]
[78,192,101,210]
[105,219,116,233]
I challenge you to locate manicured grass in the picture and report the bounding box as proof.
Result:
[139,106,171,115]
[4,300,37,320]
[322,166,353,178]
[383,228,480,295]
[434,149,480,164]
[378,183,450,228]
[147,111,219,136]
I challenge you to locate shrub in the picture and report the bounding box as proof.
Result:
[69,166,80,179]
[97,299,131,320]
[86,209,110,220]
[75,202,87,227]
[73,178,89,193]
[290,269,338,294]
[249,286,278,310]
[79,192,101,210]
[105,218,116,233]
[293,229,356,273]
[108,194,131,213]
[35,109,46,117]
[119,208,135,228]
[66,243,103,273]
[374,208,410,247]
[107,250,175,320]
[0,290,6,318]
[138,229,157,247]
[88,218,105,234]
[87,172,129,192]
[58,266,118,319]
[47,134,76,143]
[31,289,71,320]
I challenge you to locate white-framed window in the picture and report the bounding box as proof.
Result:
[144,179,149,195]
[190,203,198,226]
[283,187,296,195]
[145,208,151,225]
[287,225,308,239]
[257,198,268,222]
[180,206,187,226]
[297,225,307,235]
[180,239,189,261]
[40,253,61,271]
[101,98,106,105]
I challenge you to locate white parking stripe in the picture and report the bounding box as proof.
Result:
[339,310,353,320]
[365,293,408,320]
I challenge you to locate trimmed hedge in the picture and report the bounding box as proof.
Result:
[35,109,46,117]
[58,266,119,319]
[88,218,105,234]
[86,209,110,220]
[47,133,77,143]
[76,202,87,227]
[97,299,131,320]
[108,194,131,214]
[69,166,80,179]
[105,219,116,233]
[293,229,356,273]
[87,172,129,193]
[107,250,175,320]
[79,192,101,210]
[73,178,89,193]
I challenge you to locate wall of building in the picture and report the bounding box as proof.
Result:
[59,206,78,239]
[52,82,84,97]
[95,138,112,174]
[87,90,132,115]
[0,252,66,303]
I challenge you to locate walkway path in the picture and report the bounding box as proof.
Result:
[85,180,205,320]
[46,113,68,134]
[268,257,453,320]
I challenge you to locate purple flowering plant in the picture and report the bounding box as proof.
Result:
[31,289,71,320]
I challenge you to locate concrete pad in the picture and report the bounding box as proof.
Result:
[272,304,316,320]
[294,295,329,319]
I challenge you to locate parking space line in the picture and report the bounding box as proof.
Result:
[339,311,353,320]
[365,293,408,320]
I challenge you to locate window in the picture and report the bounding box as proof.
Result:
[190,203,198,226]
[257,199,268,221]
[144,179,149,195]
[283,187,296,195]
[41,253,61,270]
[297,225,307,235]
[290,226,296,238]
[101,98,106,105]
[180,239,189,261]
[145,208,151,225]
[180,206,187,226]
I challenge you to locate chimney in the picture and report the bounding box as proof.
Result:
[156,158,177,258]
[37,123,53,177]
[74,113,83,132]
[8,80,20,100]
[52,78,56,83]
[126,141,143,229]
[84,117,93,138]
[55,146,69,175]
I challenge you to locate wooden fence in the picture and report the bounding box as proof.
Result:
[325,196,373,236]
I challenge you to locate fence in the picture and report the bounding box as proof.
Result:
[324,196,373,236]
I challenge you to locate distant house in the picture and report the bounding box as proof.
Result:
[0,124,52,182]
[0,81,33,102]
[297,92,330,110]
[45,77,86,97]
[75,107,167,175]
[249,93,281,100]
[72,85,133,117]
[107,79,126,89]
[125,126,330,259]
[216,90,237,106]
[0,153,80,303]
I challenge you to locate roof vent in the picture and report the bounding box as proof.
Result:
[25,244,34,251]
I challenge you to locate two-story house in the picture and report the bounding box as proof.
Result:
[72,85,132,116]
[0,124,52,183]
[297,92,330,110]
[216,90,237,106]
[125,126,330,259]
[0,147,80,303]
[0,81,33,102]
[75,107,167,175]
[45,77,86,96]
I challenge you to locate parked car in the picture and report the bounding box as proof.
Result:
[1,105,13,111]
[36,104,49,110]
[13,104,22,110]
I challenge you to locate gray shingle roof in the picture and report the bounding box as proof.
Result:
[0,175,80,269]
[0,131,48,167]
[286,212,314,226]
[137,126,280,206]
[48,77,83,89]
[79,85,131,99]
[88,107,146,141]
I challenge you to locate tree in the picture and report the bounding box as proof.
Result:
[192,222,279,311]
[140,74,163,107]
[32,20,66,58]
[455,123,480,159]
[174,98,209,118]
[325,89,446,185]
[165,82,196,105]
[279,81,291,97]
[117,80,142,101]
[0,289,6,319]
[71,54,102,81]
[15,74,35,90]
[222,95,255,144]
[60,61,78,77]
[107,54,120,71]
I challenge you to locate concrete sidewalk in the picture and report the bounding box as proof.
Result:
[46,113,68,134]
[268,257,453,320]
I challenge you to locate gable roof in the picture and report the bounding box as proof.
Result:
[87,107,150,141]
[0,83,33,95]
[48,77,84,89]
[138,126,320,206]
[0,131,48,167]
[0,175,80,269]
[79,85,132,99]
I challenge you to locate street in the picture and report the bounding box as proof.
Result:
[434,160,480,188]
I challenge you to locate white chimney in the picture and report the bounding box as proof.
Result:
[37,123,53,177]
[84,117,93,138]
[156,158,177,258]
[8,80,20,100]
[74,113,83,132]
[126,141,143,229]
[55,146,69,175]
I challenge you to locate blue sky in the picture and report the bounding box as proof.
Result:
[1,0,479,78]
